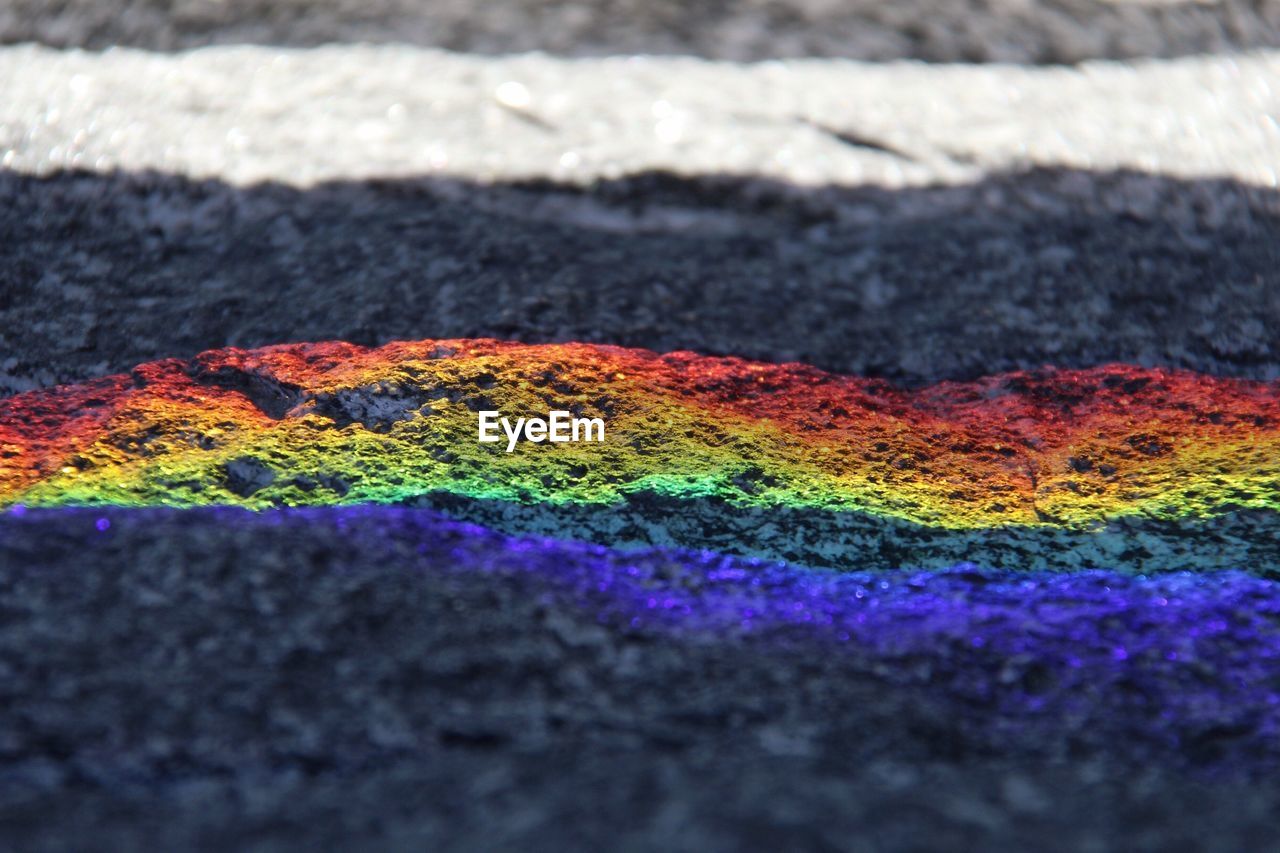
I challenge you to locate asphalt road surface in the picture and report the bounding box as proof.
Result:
[2,6,1279,851]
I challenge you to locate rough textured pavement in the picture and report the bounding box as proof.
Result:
[2,47,1278,395]
[3,10,1280,853]
[4,508,1280,852]
[4,0,1280,62]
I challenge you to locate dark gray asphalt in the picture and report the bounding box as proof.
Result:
[3,0,1280,839]
[1,163,1279,850]
[2,508,1279,853]
[4,168,1278,397]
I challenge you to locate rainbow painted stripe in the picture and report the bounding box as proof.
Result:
[2,339,1277,536]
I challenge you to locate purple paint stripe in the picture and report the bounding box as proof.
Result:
[6,503,1280,762]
